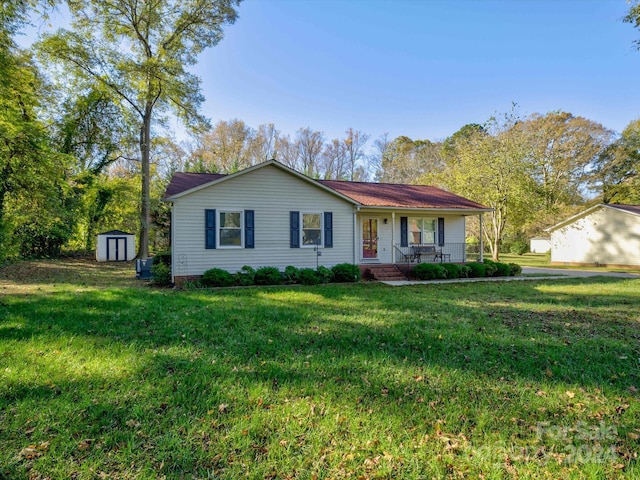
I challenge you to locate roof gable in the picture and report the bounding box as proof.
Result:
[163,161,357,204]
[547,204,640,232]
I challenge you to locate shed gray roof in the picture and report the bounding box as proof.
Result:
[98,230,134,236]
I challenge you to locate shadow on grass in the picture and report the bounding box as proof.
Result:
[2,276,639,478]
[3,277,639,396]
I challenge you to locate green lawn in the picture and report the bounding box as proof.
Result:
[1,259,639,479]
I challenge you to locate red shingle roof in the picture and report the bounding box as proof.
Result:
[163,166,489,211]
[164,172,225,198]
[319,179,488,210]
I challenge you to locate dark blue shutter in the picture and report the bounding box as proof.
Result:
[244,210,255,248]
[400,216,408,247]
[205,209,216,249]
[324,212,333,248]
[290,211,300,248]
[438,217,445,246]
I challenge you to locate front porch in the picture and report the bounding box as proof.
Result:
[356,210,485,269]
[358,243,478,281]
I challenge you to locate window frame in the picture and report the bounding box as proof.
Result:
[301,212,323,248]
[408,217,437,245]
[218,209,244,248]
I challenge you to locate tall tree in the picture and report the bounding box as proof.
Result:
[276,127,325,177]
[0,1,67,258]
[520,111,612,212]
[426,111,534,260]
[52,88,136,251]
[343,128,369,181]
[321,138,348,180]
[377,136,443,184]
[371,133,392,181]
[251,123,279,163]
[595,119,640,204]
[190,119,255,173]
[37,0,241,258]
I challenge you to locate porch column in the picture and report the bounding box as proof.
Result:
[391,211,396,264]
[478,214,484,262]
[353,208,358,264]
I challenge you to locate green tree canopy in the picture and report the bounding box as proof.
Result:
[595,119,640,204]
[37,0,241,258]
[425,111,535,260]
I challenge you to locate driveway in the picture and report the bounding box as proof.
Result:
[521,267,640,278]
[381,266,639,286]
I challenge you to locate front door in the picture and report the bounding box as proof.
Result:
[362,218,378,259]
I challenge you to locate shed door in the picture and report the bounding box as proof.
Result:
[106,237,127,261]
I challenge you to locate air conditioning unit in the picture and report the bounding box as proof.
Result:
[135,258,154,279]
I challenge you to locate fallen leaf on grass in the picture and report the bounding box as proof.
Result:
[77,439,94,451]
[19,441,49,460]
[565,391,575,399]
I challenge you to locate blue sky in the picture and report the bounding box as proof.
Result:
[194,0,639,142]
[20,0,639,143]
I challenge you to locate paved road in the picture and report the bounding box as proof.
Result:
[521,267,640,278]
[381,266,639,286]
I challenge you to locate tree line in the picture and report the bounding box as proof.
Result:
[1,1,639,262]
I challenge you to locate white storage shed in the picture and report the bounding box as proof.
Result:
[529,237,551,254]
[96,230,136,262]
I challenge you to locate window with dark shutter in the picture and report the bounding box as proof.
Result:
[438,217,445,246]
[205,209,216,249]
[290,211,300,248]
[245,210,255,248]
[324,212,333,248]
[400,216,408,247]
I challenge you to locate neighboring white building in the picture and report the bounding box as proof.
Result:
[96,230,136,262]
[547,204,640,267]
[529,237,551,254]
[163,161,491,284]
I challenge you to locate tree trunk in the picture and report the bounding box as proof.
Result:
[138,108,152,259]
[0,187,6,258]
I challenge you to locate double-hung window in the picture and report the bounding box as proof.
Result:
[219,211,242,247]
[291,211,332,248]
[302,212,322,246]
[409,218,436,245]
[206,209,254,249]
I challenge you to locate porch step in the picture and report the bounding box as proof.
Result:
[363,264,407,281]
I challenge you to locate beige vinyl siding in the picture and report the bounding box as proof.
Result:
[171,164,355,276]
[550,207,640,266]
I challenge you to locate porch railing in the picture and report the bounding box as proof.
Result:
[393,243,469,265]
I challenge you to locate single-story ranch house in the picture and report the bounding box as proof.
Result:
[163,160,491,284]
[547,203,640,268]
